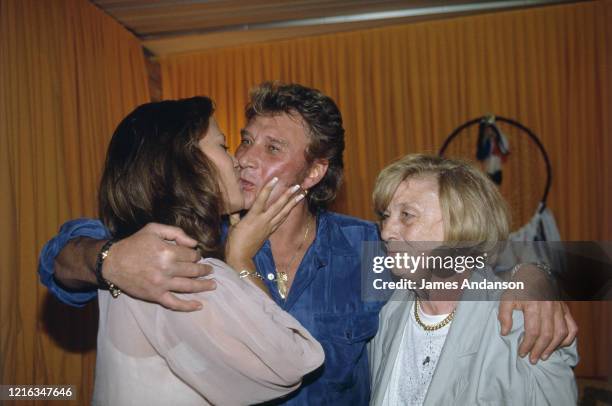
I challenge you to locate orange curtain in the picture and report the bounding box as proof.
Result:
[160,1,611,377]
[0,0,149,403]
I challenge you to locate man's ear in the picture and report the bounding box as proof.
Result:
[302,159,329,190]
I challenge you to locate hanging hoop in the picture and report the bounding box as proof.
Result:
[439,115,552,212]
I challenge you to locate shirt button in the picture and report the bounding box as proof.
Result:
[267,273,275,281]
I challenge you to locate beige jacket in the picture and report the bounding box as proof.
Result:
[369,274,578,405]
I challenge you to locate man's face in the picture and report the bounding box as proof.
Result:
[236,113,311,209]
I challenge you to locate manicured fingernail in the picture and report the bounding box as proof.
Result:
[530,357,537,365]
[290,185,300,193]
[270,177,279,185]
[519,351,527,358]
[196,303,203,310]
[295,193,305,202]
[542,353,550,360]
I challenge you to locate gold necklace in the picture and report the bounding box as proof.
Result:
[414,298,456,331]
[275,218,311,300]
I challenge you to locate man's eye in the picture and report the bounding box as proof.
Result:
[401,212,414,219]
[268,144,280,152]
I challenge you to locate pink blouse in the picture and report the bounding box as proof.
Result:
[93,258,324,405]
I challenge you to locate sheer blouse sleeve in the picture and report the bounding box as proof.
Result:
[122,258,324,405]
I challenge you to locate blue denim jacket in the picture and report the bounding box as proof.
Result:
[38,211,385,405]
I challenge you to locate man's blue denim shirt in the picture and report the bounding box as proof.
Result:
[38,211,386,405]
[39,218,111,307]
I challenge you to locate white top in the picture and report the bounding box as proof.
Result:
[92,258,324,406]
[382,302,452,406]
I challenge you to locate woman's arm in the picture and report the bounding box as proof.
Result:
[225,256,271,297]
[518,342,579,405]
[224,177,304,294]
[123,258,324,405]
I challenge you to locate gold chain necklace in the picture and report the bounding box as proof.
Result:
[275,218,311,300]
[414,298,456,331]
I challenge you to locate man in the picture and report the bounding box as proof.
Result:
[39,82,577,405]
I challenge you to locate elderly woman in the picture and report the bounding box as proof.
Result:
[368,154,578,405]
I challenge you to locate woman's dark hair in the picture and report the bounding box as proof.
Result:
[99,96,224,259]
[246,81,345,213]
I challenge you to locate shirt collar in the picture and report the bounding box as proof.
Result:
[311,210,360,263]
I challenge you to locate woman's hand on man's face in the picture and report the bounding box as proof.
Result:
[225,177,305,266]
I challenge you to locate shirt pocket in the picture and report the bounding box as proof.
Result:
[313,312,379,391]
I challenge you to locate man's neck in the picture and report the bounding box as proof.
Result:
[269,202,314,251]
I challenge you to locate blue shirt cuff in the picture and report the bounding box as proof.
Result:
[38,218,111,307]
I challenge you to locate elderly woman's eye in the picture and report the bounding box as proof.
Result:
[401,211,414,219]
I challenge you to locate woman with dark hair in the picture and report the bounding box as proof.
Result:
[92,96,324,405]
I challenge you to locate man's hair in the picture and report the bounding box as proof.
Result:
[99,96,224,259]
[246,81,345,212]
[373,154,510,245]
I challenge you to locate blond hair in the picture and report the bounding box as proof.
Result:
[373,154,510,245]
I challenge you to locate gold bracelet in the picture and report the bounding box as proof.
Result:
[510,262,552,279]
[239,269,263,280]
[95,240,122,298]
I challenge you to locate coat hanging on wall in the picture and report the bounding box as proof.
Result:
[439,115,563,272]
